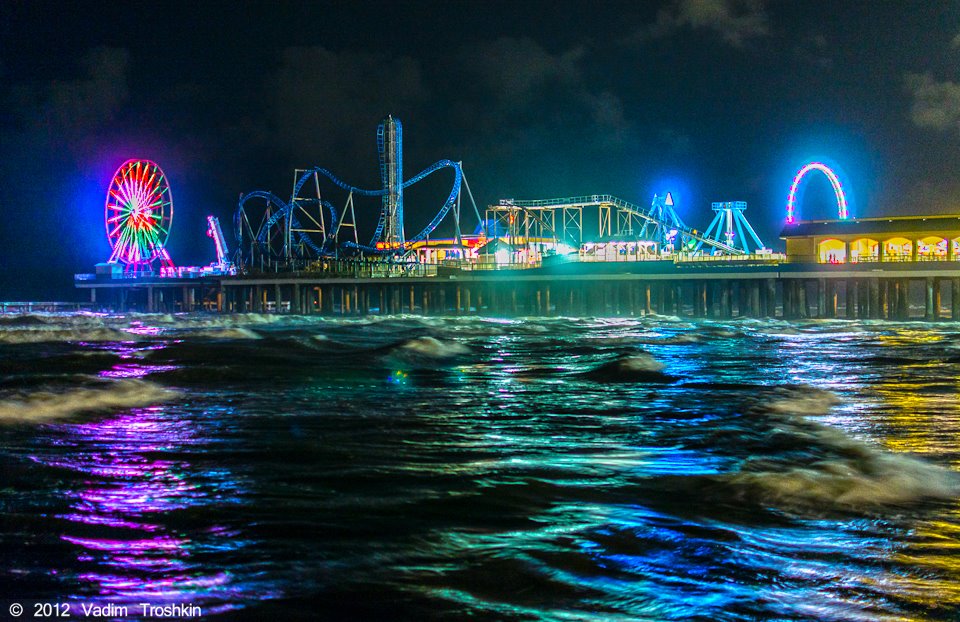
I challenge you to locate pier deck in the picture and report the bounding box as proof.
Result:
[75,258,960,321]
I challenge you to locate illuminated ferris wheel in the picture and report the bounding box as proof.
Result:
[105,159,175,272]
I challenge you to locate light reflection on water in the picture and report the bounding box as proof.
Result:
[1,314,960,619]
[31,403,257,613]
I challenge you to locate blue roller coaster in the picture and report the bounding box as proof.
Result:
[235,116,471,270]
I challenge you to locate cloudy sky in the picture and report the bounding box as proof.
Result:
[1,0,958,297]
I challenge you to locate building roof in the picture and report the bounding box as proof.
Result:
[781,214,960,238]
[476,237,516,253]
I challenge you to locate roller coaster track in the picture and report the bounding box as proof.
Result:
[289,161,462,248]
[236,191,334,257]
[505,195,742,255]
[236,160,463,260]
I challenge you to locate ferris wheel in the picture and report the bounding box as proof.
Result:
[105,159,175,272]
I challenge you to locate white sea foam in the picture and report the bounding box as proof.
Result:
[766,387,843,416]
[608,354,666,374]
[661,333,700,345]
[398,336,470,358]
[722,389,960,510]
[727,444,960,509]
[150,313,288,328]
[0,380,179,423]
[517,323,550,333]
[0,327,138,344]
[187,327,262,340]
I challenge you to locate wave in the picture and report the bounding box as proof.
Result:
[765,386,843,416]
[0,379,179,423]
[149,313,292,328]
[396,336,470,359]
[0,327,138,344]
[653,333,701,345]
[722,441,960,510]
[707,389,960,511]
[585,354,674,383]
[182,327,262,340]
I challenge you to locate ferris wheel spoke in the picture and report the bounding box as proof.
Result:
[144,171,158,195]
[105,160,172,271]
[132,228,149,257]
[119,182,137,210]
[145,182,165,204]
[112,227,133,262]
[109,188,128,205]
[142,226,165,252]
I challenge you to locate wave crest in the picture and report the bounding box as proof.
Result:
[766,387,843,416]
[0,380,179,423]
[397,336,470,359]
[586,354,673,383]
[0,327,137,344]
[725,449,960,509]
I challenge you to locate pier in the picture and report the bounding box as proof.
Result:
[75,251,960,321]
[77,124,960,322]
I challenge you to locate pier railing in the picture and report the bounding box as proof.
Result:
[1,302,97,313]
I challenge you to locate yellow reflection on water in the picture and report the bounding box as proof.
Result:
[867,327,960,615]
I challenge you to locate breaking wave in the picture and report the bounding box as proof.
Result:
[765,386,843,415]
[180,327,263,340]
[585,353,673,383]
[0,327,137,344]
[706,388,960,511]
[722,438,960,510]
[396,336,470,359]
[0,379,179,423]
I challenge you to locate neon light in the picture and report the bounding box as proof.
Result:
[105,159,175,273]
[785,162,848,223]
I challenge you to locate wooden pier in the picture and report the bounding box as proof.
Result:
[72,260,960,321]
[74,214,960,321]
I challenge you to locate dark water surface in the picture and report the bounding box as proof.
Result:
[2,313,960,620]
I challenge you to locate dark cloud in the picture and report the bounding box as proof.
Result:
[624,0,769,48]
[7,46,130,156]
[904,72,960,135]
[267,46,428,168]
[657,128,694,156]
[793,33,833,71]
[456,37,631,147]
[462,37,584,110]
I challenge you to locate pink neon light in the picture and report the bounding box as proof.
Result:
[785,162,848,224]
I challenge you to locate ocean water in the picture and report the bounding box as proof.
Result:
[1,312,960,621]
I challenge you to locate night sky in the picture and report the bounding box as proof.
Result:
[1,1,958,299]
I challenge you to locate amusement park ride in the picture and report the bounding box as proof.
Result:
[96,118,855,278]
[100,159,234,277]
[233,115,481,269]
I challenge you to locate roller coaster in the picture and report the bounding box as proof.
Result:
[234,117,772,272]
[234,116,481,271]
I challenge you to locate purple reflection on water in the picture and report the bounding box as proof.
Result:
[92,339,178,380]
[31,403,258,610]
[123,322,165,337]
[98,364,179,379]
